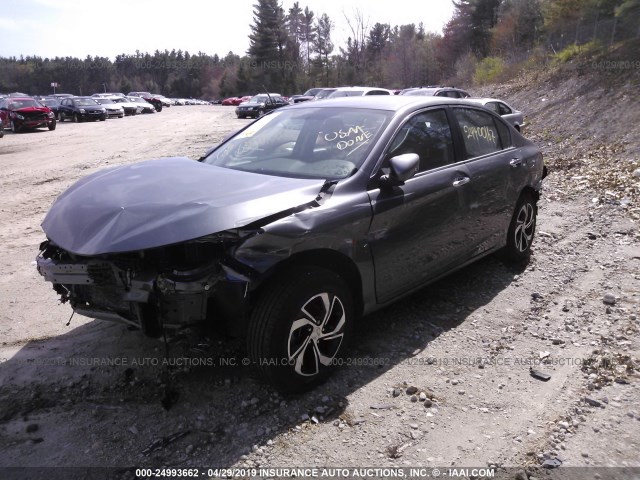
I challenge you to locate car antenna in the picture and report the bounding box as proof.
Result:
[261,85,273,103]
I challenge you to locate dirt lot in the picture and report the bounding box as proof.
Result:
[0,92,638,480]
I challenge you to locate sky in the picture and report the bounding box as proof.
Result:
[0,0,455,60]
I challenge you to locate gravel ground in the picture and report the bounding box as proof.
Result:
[0,86,638,480]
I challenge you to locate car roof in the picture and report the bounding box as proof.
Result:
[284,95,478,112]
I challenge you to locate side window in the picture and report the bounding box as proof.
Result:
[497,102,512,115]
[386,109,454,172]
[453,107,501,158]
[485,102,500,114]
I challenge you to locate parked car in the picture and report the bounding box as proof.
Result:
[0,96,56,132]
[93,98,125,118]
[292,87,324,103]
[0,118,4,138]
[327,86,393,98]
[126,96,156,113]
[235,93,288,118]
[110,96,143,116]
[127,92,164,112]
[313,88,337,100]
[467,98,526,132]
[58,97,107,122]
[400,86,471,98]
[38,97,61,120]
[221,97,239,106]
[35,96,546,393]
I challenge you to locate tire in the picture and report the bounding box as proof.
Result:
[11,121,20,133]
[503,192,537,263]
[59,112,65,122]
[155,103,163,112]
[247,266,354,393]
[72,113,80,123]
[48,119,56,131]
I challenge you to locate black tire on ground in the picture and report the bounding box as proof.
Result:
[247,266,354,393]
[11,121,20,133]
[59,112,65,122]
[73,113,80,123]
[48,119,56,131]
[155,103,162,112]
[503,192,537,263]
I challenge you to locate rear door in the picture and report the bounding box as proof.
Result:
[367,108,476,303]
[449,107,522,254]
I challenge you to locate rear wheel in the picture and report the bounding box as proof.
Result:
[59,112,65,122]
[503,192,537,263]
[247,266,354,393]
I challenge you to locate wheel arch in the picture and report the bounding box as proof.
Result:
[254,249,365,318]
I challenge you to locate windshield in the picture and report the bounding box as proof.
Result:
[404,89,438,96]
[329,90,365,98]
[96,99,115,104]
[202,107,391,180]
[315,89,336,100]
[74,99,100,106]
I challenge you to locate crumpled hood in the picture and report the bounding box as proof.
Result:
[42,157,325,256]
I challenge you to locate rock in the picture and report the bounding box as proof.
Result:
[419,392,427,401]
[514,469,528,480]
[531,292,543,300]
[581,452,589,458]
[458,390,466,395]
[633,168,640,178]
[602,293,616,305]
[424,399,433,408]
[186,444,194,455]
[392,388,401,397]
[584,397,603,408]
[406,386,418,395]
[26,424,39,433]
[558,421,570,430]
[410,395,418,403]
[451,379,459,386]
[128,426,138,435]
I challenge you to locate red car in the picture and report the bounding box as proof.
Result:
[0,97,56,133]
[221,97,239,106]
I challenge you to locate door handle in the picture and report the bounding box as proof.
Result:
[510,158,522,167]
[452,176,470,187]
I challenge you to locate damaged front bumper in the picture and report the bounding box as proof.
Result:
[36,237,253,336]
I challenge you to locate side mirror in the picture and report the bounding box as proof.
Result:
[381,153,420,186]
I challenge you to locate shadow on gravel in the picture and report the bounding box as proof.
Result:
[0,254,524,471]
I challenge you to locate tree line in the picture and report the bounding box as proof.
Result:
[1,0,637,98]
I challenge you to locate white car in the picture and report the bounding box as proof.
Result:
[126,96,156,113]
[467,98,526,132]
[109,96,144,116]
[326,86,393,98]
[93,98,125,118]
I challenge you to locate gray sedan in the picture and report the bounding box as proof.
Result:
[468,98,526,132]
[36,96,545,392]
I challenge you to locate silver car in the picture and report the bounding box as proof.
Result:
[468,98,526,132]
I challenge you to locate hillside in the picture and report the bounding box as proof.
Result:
[478,38,640,221]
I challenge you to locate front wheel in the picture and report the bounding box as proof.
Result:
[247,266,354,393]
[503,192,537,263]
[11,121,20,133]
[72,113,80,123]
[48,119,56,131]
[155,103,162,112]
[59,112,65,122]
